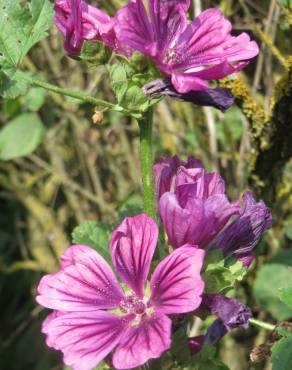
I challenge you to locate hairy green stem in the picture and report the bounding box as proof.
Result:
[138,108,156,220]
[249,318,276,331]
[30,79,124,112]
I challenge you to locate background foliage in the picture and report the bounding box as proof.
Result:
[0,0,292,369]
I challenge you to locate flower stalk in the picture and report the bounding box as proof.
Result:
[138,108,156,220]
[30,79,130,113]
[249,318,276,331]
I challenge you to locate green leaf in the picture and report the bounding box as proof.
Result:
[108,60,153,114]
[118,193,143,220]
[24,87,47,111]
[0,71,31,98]
[0,0,53,72]
[0,112,46,160]
[269,250,292,266]
[253,264,292,320]
[172,327,191,365]
[108,62,133,103]
[2,98,20,118]
[123,84,149,112]
[271,336,292,370]
[279,288,292,309]
[202,251,247,294]
[71,221,113,266]
[188,344,230,370]
[276,323,292,338]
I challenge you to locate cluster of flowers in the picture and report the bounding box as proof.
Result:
[55,0,259,111]
[37,157,271,370]
[36,1,269,369]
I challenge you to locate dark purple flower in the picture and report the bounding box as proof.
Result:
[156,157,240,249]
[143,78,235,112]
[202,294,252,344]
[54,0,114,55]
[211,192,272,266]
[115,2,259,93]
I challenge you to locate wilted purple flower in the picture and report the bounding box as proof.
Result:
[156,157,240,249]
[154,157,272,258]
[36,214,205,370]
[143,78,235,112]
[202,294,252,344]
[54,0,114,55]
[115,2,259,93]
[211,192,272,266]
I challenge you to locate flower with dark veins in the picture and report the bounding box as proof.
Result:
[54,1,259,108]
[36,214,205,370]
[115,1,259,93]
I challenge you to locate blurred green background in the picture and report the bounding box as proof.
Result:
[0,0,292,369]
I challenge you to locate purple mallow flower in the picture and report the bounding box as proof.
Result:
[202,294,252,344]
[36,214,205,370]
[155,156,240,249]
[54,1,259,107]
[115,2,259,93]
[54,0,114,55]
[154,157,272,263]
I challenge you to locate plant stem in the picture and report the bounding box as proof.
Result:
[249,318,276,331]
[138,107,156,220]
[30,79,124,112]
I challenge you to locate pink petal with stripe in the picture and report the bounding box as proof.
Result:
[36,245,124,311]
[110,214,158,297]
[149,246,205,314]
[113,313,171,369]
[42,310,132,370]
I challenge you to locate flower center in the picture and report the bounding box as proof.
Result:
[164,48,181,64]
[119,294,147,315]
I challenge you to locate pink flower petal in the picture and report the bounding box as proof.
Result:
[159,191,240,249]
[171,73,209,93]
[42,310,132,370]
[113,313,171,369]
[36,245,124,311]
[172,8,258,71]
[115,0,188,59]
[205,172,225,195]
[115,0,155,57]
[110,214,158,297]
[180,61,248,82]
[149,246,205,314]
[159,192,204,248]
[42,311,62,350]
[54,0,114,55]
